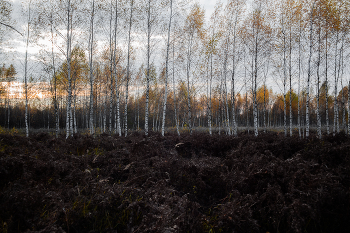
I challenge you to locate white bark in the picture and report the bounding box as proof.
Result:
[297,16,302,138]
[113,0,121,136]
[333,32,339,136]
[24,1,31,138]
[348,80,350,136]
[145,0,151,136]
[316,26,321,138]
[325,33,329,135]
[172,44,180,136]
[208,55,213,135]
[289,33,292,136]
[231,14,238,137]
[306,2,315,138]
[282,19,287,137]
[109,3,114,134]
[66,0,73,138]
[124,0,134,137]
[161,0,173,137]
[50,13,59,138]
[88,0,95,135]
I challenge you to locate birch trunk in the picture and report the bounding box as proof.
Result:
[253,20,259,137]
[325,32,329,135]
[340,47,345,133]
[113,0,121,136]
[223,43,230,135]
[161,0,173,136]
[306,3,315,138]
[333,32,339,136]
[263,83,266,133]
[316,26,321,138]
[88,0,95,135]
[73,94,77,133]
[49,13,59,137]
[297,17,302,138]
[186,34,193,135]
[124,0,134,137]
[231,16,238,137]
[24,1,31,138]
[348,80,350,136]
[172,44,180,135]
[208,55,213,135]
[66,0,73,138]
[283,24,287,137]
[145,0,151,136]
[341,38,345,133]
[289,34,292,136]
[109,3,114,134]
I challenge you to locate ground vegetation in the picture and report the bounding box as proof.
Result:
[0,131,349,232]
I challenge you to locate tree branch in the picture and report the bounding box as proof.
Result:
[0,22,23,36]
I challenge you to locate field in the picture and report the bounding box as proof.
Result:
[1,131,350,233]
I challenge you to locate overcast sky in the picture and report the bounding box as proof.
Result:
[1,0,222,79]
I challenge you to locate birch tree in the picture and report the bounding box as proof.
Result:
[65,0,73,138]
[88,0,95,135]
[305,0,316,138]
[144,0,162,136]
[243,0,272,136]
[124,0,134,137]
[23,0,32,137]
[183,3,204,135]
[161,0,173,137]
[225,0,245,136]
[205,3,222,135]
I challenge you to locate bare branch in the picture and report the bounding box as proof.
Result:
[0,21,23,36]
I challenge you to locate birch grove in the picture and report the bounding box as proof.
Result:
[0,0,349,137]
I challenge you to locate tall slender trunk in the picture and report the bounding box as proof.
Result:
[231,14,238,136]
[124,0,134,137]
[244,55,249,134]
[113,0,121,136]
[283,22,287,137]
[104,89,107,132]
[289,31,292,136]
[340,41,345,133]
[24,1,31,137]
[333,32,339,136]
[172,44,180,135]
[161,0,173,136]
[348,80,350,136]
[73,94,77,133]
[337,36,345,133]
[145,0,151,136]
[306,3,315,138]
[109,1,114,134]
[223,43,230,135]
[66,0,73,138]
[224,72,230,135]
[186,33,194,135]
[218,77,222,135]
[49,13,59,137]
[298,17,302,138]
[89,0,95,135]
[137,85,139,130]
[325,32,329,135]
[253,23,259,137]
[316,25,321,138]
[208,55,213,135]
[263,83,267,133]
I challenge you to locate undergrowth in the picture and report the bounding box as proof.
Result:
[0,131,349,232]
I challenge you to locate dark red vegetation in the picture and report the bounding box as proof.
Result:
[1,131,350,233]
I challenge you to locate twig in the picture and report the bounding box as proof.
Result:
[0,22,23,36]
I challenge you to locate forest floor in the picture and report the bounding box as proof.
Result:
[1,131,350,233]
